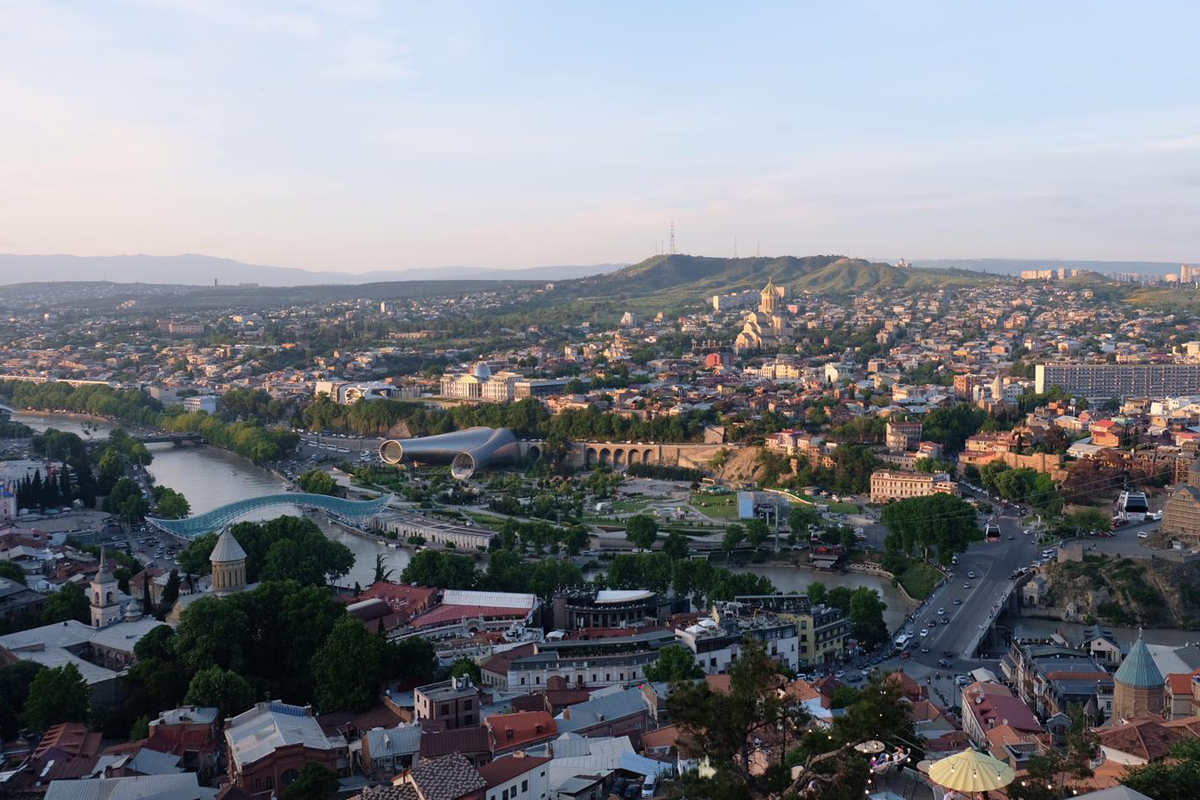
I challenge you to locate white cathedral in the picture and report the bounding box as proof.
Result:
[734,277,792,353]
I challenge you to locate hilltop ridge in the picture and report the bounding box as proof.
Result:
[566,253,1004,302]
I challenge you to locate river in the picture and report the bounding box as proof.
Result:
[13,412,411,586]
[732,565,913,631]
[13,412,916,615]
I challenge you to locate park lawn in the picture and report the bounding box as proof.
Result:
[691,492,740,519]
[828,501,860,514]
[896,561,942,600]
[612,498,652,513]
[464,512,508,531]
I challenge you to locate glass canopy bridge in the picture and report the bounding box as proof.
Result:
[147,492,393,538]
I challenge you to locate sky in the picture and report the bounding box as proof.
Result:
[2,0,1200,273]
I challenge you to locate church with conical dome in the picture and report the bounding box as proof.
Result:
[1111,633,1164,721]
[735,277,791,353]
[167,527,252,623]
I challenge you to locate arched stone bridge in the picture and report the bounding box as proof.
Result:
[515,440,735,470]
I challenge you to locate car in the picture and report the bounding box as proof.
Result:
[955,675,971,687]
[1008,535,1015,540]
[937,658,953,668]
[941,617,951,625]
[920,645,931,653]
[953,598,962,605]
[937,608,946,616]
[963,582,971,589]
[835,671,846,678]
[919,629,930,638]
[612,778,628,796]
[847,672,866,683]
[967,571,976,579]
[942,649,956,657]
[1138,531,1149,539]
[624,783,641,799]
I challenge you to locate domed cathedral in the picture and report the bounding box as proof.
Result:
[166,527,251,624]
[210,528,248,598]
[1112,634,1165,721]
[735,277,791,353]
[759,276,781,314]
[90,548,123,629]
[1160,457,1200,543]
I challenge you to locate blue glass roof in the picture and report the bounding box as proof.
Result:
[147,492,392,538]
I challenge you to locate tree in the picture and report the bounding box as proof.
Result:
[788,505,819,537]
[662,530,690,561]
[283,762,340,800]
[152,486,190,519]
[0,662,43,738]
[722,524,745,554]
[644,644,703,683]
[669,639,809,798]
[297,469,339,496]
[177,517,353,586]
[745,518,770,548]
[1124,737,1200,800]
[881,493,978,565]
[400,550,479,589]
[24,663,89,730]
[41,582,89,625]
[625,515,659,550]
[562,525,591,556]
[311,616,386,713]
[448,657,482,683]
[385,636,439,687]
[0,561,26,585]
[156,570,182,619]
[372,553,393,584]
[184,666,257,718]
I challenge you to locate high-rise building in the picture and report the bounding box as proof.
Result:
[1035,363,1200,398]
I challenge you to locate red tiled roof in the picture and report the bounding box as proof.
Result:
[485,712,557,751]
[34,723,101,760]
[410,604,529,629]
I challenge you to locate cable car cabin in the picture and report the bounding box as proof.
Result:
[1114,490,1149,523]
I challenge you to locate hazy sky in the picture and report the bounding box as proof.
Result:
[3,1,1200,272]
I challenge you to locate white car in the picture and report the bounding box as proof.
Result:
[1138,531,1149,539]
[920,629,930,638]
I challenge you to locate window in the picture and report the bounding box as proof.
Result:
[440,704,449,716]
[522,779,528,791]
[464,699,472,709]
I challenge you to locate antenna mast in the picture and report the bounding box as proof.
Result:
[669,222,676,255]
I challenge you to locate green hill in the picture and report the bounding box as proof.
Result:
[565,254,1003,302]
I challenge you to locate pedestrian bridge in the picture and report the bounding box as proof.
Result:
[147,492,393,538]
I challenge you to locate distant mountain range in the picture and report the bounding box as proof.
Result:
[0,253,627,287]
[907,258,1190,277]
[565,254,1004,301]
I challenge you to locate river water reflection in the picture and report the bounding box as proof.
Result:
[13,413,917,610]
[14,412,411,586]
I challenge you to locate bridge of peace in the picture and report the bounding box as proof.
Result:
[146,427,732,538]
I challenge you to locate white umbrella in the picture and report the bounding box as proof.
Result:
[928,748,1015,793]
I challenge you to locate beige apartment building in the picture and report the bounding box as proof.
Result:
[869,470,959,503]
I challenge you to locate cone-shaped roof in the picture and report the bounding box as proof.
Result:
[94,546,114,583]
[1115,634,1163,689]
[210,528,247,564]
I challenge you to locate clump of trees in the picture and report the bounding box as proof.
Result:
[881,493,978,565]
[296,469,339,496]
[178,517,353,586]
